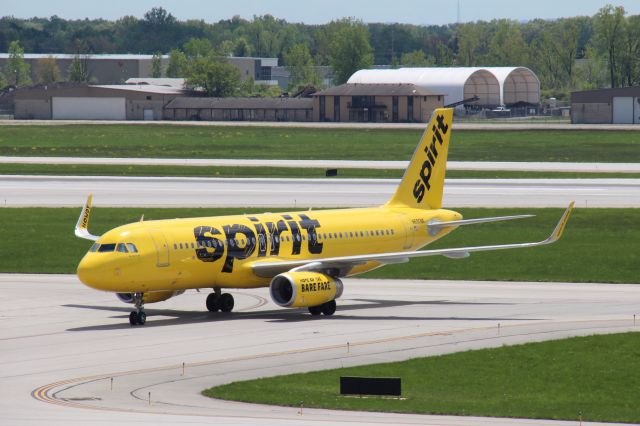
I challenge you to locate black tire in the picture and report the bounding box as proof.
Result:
[308,305,322,315]
[137,311,146,325]
[206,292,220,312]
[219,293,234,312]
[129,311,138,326]
[321,300,336,316]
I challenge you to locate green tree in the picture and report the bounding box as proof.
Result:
[5,40,31,86]
[593,4,626,87]
[486,20,529,66]
[456,23,481,66]
[183,38,214,58]
[618,14,640,86]
[400,50,432,67]
[151,52,163,78]
[283,43,320,91]
[186,56,240,97]
[68,53,90,83]
[328,19,374,84]
[0,71,6,89]
[166,49,188,77]
[36,55,60,84]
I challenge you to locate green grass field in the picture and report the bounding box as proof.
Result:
[1,163,640,179]
[1,125,639,162]
[203,332,640,423]
[0,207,637,283]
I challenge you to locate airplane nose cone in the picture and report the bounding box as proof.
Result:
[77,255,102,289]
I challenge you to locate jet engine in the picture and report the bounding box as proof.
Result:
[116,290,185,304]
[269,272,343,308]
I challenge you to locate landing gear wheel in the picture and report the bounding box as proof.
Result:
[308,305,322,316]
[129,311,138,326]
[321,300,336,316]
[219,293,234,312]
[129,310,146,326]
[206,292,220,312]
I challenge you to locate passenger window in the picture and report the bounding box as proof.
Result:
[190,242,195,249]
[173,243,178,250]
[116,243,128,253]
[360,231,364,237]
[350,232,353,238]
[90,243,100,252]
[98,243,116,252]
[333,233,337,238]
[126,243,138,253]
[391,229,395,235]
[179,243,184,249]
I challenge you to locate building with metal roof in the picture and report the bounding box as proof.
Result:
[312,83,444,122]
[347,67,539,108]
[164,97,313,121]
[571,86,640,124]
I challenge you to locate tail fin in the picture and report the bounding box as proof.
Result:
[386,108,453,210]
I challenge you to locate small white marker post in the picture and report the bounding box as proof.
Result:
[498,323,501,336]
[634,314,636,326]
[299,401,303,416]
[182,362,185,376]
[110,377,113,391]
[148,392,151,405]
[347,342,350,353]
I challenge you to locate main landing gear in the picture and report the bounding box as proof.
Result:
[206,288,235,313]
[308,300,336,316]
[129,292,146,326]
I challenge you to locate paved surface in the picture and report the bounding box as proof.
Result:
[1,175,638,208]
[3,118,640,131]
[2,156,639,173]
[2,274,638,426]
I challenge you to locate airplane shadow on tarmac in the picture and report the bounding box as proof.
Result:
[64,297,539,332]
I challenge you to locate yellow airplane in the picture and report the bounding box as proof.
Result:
[75,108,573,326]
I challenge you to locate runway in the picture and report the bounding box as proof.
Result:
[1,175,638,208]
[2,156,640,173]
[2,274,638,426]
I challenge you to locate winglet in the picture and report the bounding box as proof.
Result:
[74,194,99,241]
[544,202,574,244]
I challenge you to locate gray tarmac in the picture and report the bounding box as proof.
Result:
[3,118,640,131]
[2,156,640,173]
[2,274,638,426]
[1,175,638,208]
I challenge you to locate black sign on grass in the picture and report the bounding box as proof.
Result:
[340,376,401,396]
[325,168,338,177]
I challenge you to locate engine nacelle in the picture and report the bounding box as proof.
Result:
[269,272,343,308]
[116,290,184,304]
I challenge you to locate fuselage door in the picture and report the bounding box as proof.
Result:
[400,215,416,250]
[148,229,170,267]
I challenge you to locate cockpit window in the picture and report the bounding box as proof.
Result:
[116,243,128,253]
[126,243,138,253]
[89,243,100,252]
[98,243,116,252]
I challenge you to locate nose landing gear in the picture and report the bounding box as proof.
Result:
[129,292,146,326]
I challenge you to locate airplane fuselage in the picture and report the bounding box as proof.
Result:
[77,205,461,294]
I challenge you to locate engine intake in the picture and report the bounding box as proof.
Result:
[269,272,343,308]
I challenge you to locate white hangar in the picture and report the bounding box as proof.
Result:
[348,67,540,108]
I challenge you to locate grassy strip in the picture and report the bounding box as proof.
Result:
[1,163,640,179]
[1,125,639,162]
[203,333,640,424]
[0,207,637,283]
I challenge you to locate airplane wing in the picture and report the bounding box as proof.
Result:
[252,202,574,278]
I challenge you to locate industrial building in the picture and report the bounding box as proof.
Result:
[14,84,185,120]
[312,83,443,122]
[0,54,278,85]
[571,87,640,124]
[348,67,540,109]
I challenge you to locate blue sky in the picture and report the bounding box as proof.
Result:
[4,0,640,25]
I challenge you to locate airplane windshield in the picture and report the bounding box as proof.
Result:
[97,243,116,252]
[89,243,100,252]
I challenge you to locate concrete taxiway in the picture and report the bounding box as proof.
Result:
[1,175,638,208]
[2,156,640,173]
[1,274,638,425]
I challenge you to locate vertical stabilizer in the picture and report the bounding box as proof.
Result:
[386,108,453,210]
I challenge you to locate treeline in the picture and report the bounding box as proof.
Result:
[1,5,639,97]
